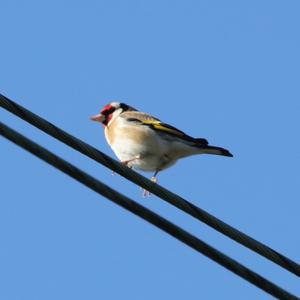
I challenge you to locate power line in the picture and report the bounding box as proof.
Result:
[1,93,299,278]
[0,121,299,300]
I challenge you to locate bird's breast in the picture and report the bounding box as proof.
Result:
[106,123,173,171]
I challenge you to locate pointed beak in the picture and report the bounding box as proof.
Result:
[90,113,105,123]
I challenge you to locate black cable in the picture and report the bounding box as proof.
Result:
[0,93,299,278]
[1,122,299,300]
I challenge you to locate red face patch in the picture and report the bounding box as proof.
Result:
[101,104,113,114]
[100,104,116,126]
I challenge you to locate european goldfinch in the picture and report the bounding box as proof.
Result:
[91,102,232,186]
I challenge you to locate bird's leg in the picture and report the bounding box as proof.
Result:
[121,159,134,167]
[142,171,159,197]
[112,156,140,175]
[122,154,141,167]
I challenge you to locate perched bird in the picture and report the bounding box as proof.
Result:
[91,102,232,191]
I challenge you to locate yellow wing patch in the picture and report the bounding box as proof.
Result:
[141,119,185,137]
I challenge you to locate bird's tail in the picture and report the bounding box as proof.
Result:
[202,145,233,157]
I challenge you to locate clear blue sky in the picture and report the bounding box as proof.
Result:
[1,1,299,299]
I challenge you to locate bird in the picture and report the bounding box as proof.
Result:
[91,102,233,195]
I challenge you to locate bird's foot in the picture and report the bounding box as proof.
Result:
[150,176,157,183]
[121,160,132,167]
[121,155,140,168]
[112,159,135,176]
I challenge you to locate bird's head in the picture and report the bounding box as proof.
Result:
[90,102,134,126]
